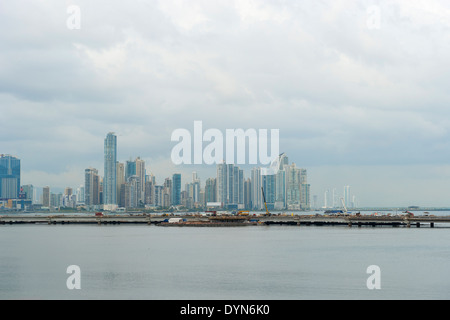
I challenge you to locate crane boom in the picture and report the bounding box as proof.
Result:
[261,187,270,216]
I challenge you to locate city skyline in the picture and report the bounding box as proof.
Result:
[2,1,450,207]
[0,138,368,211]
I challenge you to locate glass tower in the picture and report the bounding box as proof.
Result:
[0,154,21,200]
[104,133,117,206]
[172,173,181,206]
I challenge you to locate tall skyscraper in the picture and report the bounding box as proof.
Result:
[172,173,181,206]
[0,154,21,200]
[205,178,216,204]
[251,167,262,210]
[216,163,244,208]
[135,157,145,204]
[116,162,125,203]
[42,186,50,207]
[85,168,100,206]
[104,132,117,210]
[244,178,252,209]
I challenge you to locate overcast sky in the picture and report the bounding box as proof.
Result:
[1,0,450,207]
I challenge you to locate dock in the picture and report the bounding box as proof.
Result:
[1,213,450,228]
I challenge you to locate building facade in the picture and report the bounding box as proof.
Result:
[0,155,21,200]
[104,133,117,209]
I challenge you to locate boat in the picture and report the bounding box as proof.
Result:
[157,215,258,227]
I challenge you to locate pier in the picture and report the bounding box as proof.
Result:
[1,213,450,228]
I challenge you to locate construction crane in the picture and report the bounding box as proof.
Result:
[261,187,271,216]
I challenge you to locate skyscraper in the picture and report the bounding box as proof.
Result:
[216,163,244,208]
[104,132,117,210]
[135,157,145,204]
[85,167,100,206]
[251,167,262,210]
[42,186,50,208]
[0,154,21,200]
[172,173,181,206]
[205,178,216,204]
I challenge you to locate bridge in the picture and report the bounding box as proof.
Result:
[1,213,450,228]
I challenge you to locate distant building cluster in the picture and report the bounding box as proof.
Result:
[82,133,311,212]
[0,133,312,212]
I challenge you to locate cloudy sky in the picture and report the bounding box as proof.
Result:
[1,0,450,207]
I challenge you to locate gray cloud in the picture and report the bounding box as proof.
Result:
[2,0,450,206]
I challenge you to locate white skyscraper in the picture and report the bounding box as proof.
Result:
[104,132,117,210]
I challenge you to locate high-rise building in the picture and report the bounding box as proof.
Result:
[116,162,125,204]
[163,178,172,208]
[135,157,145,205]
[244,178,252,209]
[104,132,117,209]
[216,163,244,208]
[262,174,276,210]
[251,167,262,210]
[285,163,301,210]
[205,178,216,204]
[76,185,85,205]
[275,169,286,210]
[0,155,21,200]
[124,175,139,208]
[85,168,100,206]
[42,186,50,207]
[125,160,136,181]
[172,173,181,206]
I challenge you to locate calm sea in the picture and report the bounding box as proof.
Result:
[1,214,450,300]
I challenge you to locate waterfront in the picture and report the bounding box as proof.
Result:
[1,223,450,300]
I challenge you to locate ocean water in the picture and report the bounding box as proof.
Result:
[1,223,450,300]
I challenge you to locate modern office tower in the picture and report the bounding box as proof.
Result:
[0,154,21,200]
[205,178,216,204]
[76,185,85,205]
[42,186,50,207]
[172,173,181,206]
[135,157,145,204]
[232,167,244,207]
[216,163,227,206]
[154,185,163,207]
[50,192,62,208]
[124,175,139,208]
[116,162,125,202]
[262,174,276,210]
[301,182,311,210]
[144,180,154,205]
[251,167,262,210]
[125,159,136,181]
[85,168,100,206]
[216,163,244,208]
[285,163,301,210]
[275,169,286,210]
[244,178,252,209]
[104,132,117,209]
[283,163,310,211]
[163,178,172,208]
[299,169,310,210]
